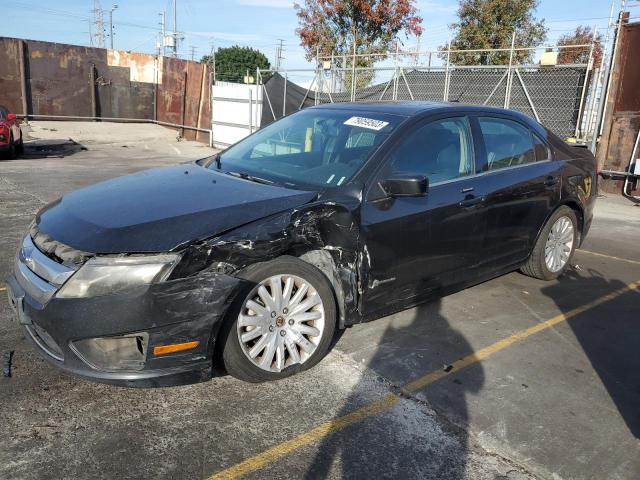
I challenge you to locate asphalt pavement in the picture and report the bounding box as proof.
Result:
[1,122,638,480]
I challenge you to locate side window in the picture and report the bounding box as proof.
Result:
[389,117,474,184]
[478,117,536,171]
[533,133,551,161]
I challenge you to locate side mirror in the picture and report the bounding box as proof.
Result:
[379,175,428,197]
[6,113,17,121]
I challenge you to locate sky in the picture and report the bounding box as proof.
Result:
[3,0,639,72]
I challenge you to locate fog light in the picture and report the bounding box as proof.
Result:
[71,333,148,371]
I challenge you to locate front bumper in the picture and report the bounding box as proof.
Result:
[6,265,242,388]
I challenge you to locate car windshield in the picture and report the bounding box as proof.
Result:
[207,109,402,189]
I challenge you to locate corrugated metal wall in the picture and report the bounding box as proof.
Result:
[0,37,211,142]
[596,21,640,193]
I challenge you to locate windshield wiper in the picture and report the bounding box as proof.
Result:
[224,170,275,185]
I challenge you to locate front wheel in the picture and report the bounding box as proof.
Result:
[220,257,337,382]
[521,206,578,280]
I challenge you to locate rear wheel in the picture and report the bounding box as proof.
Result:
[521,206,578,280]
[220,257,337,382]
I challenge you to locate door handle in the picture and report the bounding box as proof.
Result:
[544,176,559,187]
[461,186,474,193]
[459,195,485,208]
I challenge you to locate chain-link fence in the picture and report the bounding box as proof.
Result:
[250,42,600,141]
[258,63,590,140]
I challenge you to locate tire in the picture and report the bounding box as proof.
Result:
[16,133,24,155]
[7,134,16,159]
[521,206,578,281]
[220,256,337,382]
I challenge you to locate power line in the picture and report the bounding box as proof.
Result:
[6,1,91,21]
[5,0,632,66]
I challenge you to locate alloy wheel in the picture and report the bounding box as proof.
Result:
[544,216,574,273]
[236,274,325,372]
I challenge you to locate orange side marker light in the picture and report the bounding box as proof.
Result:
[153,341,200,356]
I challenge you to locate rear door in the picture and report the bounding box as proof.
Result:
[473,115,561,269]
[359,115,489,315]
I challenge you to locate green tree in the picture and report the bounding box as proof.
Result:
[444,0,547,65]
[557,26,603,68]
[202,46,270,83]
[295,0,422,87]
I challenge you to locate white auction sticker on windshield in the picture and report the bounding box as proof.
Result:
[344,116,389,131]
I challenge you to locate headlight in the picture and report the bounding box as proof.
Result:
[56,254,180,299]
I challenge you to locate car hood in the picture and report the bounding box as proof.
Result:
[35,164,316,253]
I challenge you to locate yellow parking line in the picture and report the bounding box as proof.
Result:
[209,280,640,480]
[577,249,640,266]
[0,287,6,292]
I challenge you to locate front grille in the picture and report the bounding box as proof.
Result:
[14,235,78,305]
[19,235,76,286]
[30,223,92,267]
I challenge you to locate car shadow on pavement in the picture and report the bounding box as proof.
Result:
[304,298,483,479]
[541,269,640,439]
[3,139,87,161]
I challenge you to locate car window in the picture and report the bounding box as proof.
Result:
[389,117,474,184]
[478,117,536,171]
[0,107,5,120]
[214,109,401,189]
[533,133,551,161]
[345,130,376,149]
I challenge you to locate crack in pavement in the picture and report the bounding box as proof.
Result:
[0,176,48,206]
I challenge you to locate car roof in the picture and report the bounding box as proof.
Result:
[312,101,535,122]
[312,101,448,116]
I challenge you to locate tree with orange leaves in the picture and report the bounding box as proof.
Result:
[557,26,603,69]
[295,0,423,62]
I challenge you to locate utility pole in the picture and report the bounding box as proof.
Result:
[275,39,285,70]
[109,5,118,50]
[190,46,197,62]
[209,39,216,82]
[172,0,179,57]
[159,12,166,56]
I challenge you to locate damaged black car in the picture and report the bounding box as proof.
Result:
[5,102,597,386]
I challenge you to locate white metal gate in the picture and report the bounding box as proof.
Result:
[210,81,262,149]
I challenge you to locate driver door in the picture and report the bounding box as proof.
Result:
[359,115,488,316]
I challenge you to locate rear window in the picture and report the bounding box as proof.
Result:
[478,117,536,171]
[533,133,551,161]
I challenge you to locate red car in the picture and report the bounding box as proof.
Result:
[0,105,23,158]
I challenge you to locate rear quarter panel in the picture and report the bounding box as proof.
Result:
[549,134,598,242]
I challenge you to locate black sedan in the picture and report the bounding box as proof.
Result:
[5,102,597,386]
